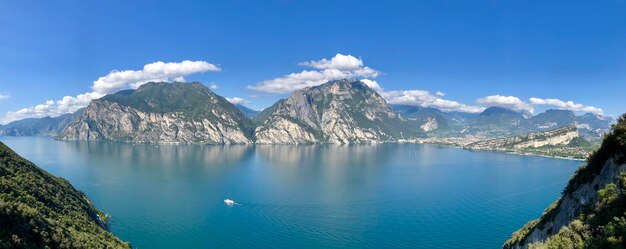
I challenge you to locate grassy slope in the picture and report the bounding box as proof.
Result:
[0,142,130,248]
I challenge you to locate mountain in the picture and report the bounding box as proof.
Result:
[463,107,528,137]
[480,106,525,117]
[255,79,419,144]
[59,82,255,144]
[389,105,457,132]
[235,104,259,118]
[528,109,577,130]
[576,113,615,141]
[504,114,626,248]
[528,109,613,141]
[0,110,82,136]
[0,142,130,248]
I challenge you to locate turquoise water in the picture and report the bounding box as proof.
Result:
[1,136,581,249]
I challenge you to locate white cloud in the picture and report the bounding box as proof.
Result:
[248,53,379,93]
[0,94,9,100]
[382,89,484,113]
[209,83,219,90]
[92,60,220,94]
[360,79,484,113]
[476,95,534,113]
[2,60,219,124]
[529,97,603,115]
[225,97,250,105]
[360,79,383,92]
[299,53,364,70]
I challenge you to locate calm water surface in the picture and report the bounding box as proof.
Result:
[0,136,581,249]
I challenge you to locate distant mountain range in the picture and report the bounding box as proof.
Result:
[0,80,615,145]
[392,105,613,140]
[0,110,82,136]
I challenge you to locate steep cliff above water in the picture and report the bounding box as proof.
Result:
[504,114,626,248]
[59,82,255,144]
[255,79,419,144]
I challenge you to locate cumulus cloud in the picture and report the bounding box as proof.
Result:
[0,94,9,100]
[529,97,603,115]
[92,60,220,94]
[360,79,383,92]
[2,60,219,124]
[382,90,485,113]
[209,83,219,90]
[225,97,250,105]
[476,95,534,113]
[248,53,379,93]
[299,53,364,70]
[360,79,484,113]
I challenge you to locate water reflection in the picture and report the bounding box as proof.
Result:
[0,136,582,249]
[255,144,396,168]
[62,141,255,167]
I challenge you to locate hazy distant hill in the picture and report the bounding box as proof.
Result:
[235,104,259,118]
[390,105,456,132]
[0,110,82,136]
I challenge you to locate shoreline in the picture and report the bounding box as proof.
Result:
[1,135,588,161]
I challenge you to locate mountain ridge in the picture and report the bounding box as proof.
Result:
[1,80,614,147]
[59,82,255,144]
[255,79,419,144]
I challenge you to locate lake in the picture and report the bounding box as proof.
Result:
[0,136,581,249]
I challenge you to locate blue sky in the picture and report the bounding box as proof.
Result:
[0,0,625,123]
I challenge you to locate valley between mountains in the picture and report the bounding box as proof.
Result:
[0,80,614,160]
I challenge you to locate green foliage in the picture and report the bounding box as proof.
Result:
[565,114,626,195]
[0,142,130,248]
[524,178,626,249]
[504,114,626,249]
[568,137,593,148]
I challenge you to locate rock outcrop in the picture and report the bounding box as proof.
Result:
[504,114,626,248]
[466,125,579,151]
[255,79,418,144]
[59,82,254,144]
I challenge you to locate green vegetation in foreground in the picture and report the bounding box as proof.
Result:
[504,114,626,248]
[0,142,130,248]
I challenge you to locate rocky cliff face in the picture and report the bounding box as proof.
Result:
[255,79,417,144]
[59,82,254,144]
[466,125,579,151]
[504,115,626,248]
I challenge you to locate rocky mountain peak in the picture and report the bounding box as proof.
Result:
[255,79,417,144]
[59,82,255,144]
